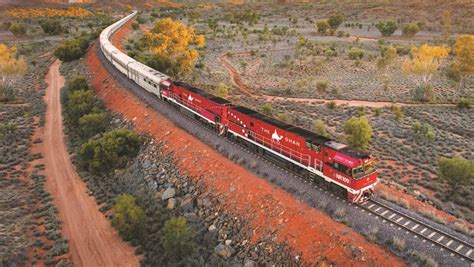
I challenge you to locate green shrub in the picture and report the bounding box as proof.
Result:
[438,157,474,192]
[262,102,272,115]
[391,106,404,121]
[348,47,364,60]
[412,121,435,142]
[313,119,328,137]
[79,129,142,174]
[54,37,90,62]
[66,90,97,124]
[375,21,397,37]
[131,22,139,30]
[316,20,330,34]
[112,194,145,241]
[392,237,406,251]
[326,101,337,109]
[328,12,344,30]
[79,112,109,138]
[411,85,433,102]
[67,76,89,92]
[343,116,373,149]
[9,23,26,36]
[160,216,197,264]
[276,112,291,123]
[214,83,229,98]
[39,19,63,35]
[316,80,328,92]
[457,98,471,109]
[446,63,462,82]
[402,23,420,37]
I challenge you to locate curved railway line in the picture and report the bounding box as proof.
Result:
[96,12,474,266]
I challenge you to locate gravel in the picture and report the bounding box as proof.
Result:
[97,44,473,266]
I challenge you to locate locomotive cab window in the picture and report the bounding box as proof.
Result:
[333,162,351,176]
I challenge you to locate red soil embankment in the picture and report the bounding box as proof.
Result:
[88,23,404,265]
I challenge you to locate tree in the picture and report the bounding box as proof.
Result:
[131,22,139,31]
[0,44,27,102]
[9,23,26,36]
[112,194,145,241]
[401,44,449,101]
[441,10,452,41]
[343,116,373,149]
[328,12,344,30]
[375,21,397,37]
[142,18,205,77]
[313,119,328,137]
[214,83,229,98]
[401,23,420,37]
[66,90,97,123]
[452,35,474,90]
[39,19,63,35]
[79,129,142,174]
[377,46,398,90]
[160,216,197,264]
[316,20,330,34]
[79,112,108,138]
[438,157,474,193]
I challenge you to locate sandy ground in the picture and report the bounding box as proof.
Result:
[42,59,140,267]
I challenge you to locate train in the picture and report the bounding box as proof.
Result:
[99,11,378,204]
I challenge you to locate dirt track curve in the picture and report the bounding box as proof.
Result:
[42,59,139,267]
[218,53,455,108]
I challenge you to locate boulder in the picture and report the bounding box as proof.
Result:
[161,187,175,201]
[214,244,234,259]
[167,198,176,209]
[180,197,194,212]
[244,259,256,267]
[184,213,200,223]
[208,225,217,232]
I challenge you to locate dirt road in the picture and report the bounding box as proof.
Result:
[42,59,139,267]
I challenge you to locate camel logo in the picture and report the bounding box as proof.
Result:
[271,130,283,142]
[188,95,194,101]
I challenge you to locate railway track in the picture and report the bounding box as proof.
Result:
[360,199,474,262]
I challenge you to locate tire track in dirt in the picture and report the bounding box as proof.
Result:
[42,59,139,267]
[218,53,455,108]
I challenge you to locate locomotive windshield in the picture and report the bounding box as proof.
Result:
[352,162,375,179]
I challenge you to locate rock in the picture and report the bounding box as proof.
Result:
[214,244,234,259]
[225,239,232,246]
[142,159,151,169]
[167,198,176,209]
[184,213,200,223]
[208,225,217,232]
[244,259,256,267]
[180,197,194,212]
[161,187,175,201]
[203,198,212,208]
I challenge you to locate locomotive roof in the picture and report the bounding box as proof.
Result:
[286,126,331,146]
[339,147,370,159]
[231,106,293,129]
[209,96,232,105]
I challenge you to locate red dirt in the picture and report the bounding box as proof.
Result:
[41,59,140,267]
[90,24,405,266]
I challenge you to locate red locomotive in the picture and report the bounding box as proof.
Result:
[161,81,377,203]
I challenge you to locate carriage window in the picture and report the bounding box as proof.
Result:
[250,122,254,127]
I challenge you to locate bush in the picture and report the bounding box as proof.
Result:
[160,216,197,264]
[67,76,89,92]
[79,129,142,174]
[391,106,404,121]
[262,103,272,115]
[328,12,344,30]
[79,112,109,138]
[344,116,373,149]
[54,37,90,62]
[326,101,337,109]
[112,194,145,241]
[131,22,139,30]
[411,85,433,102]
[316,80,328,92]
[66,90,97,124]
[276,112,291,123]
[438,157,474,192]
[313,119,328,137]
[214,83,229,98]
[9,23,26,36]
[145,55,181,78]
[402,23,420,37]
[348,47,364,60]
[316,20,330,34]
[392,237,406,251]
[375,21,397,37]
[39,19,63,35]
[412,121,435,142]
[457,98,471,109]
